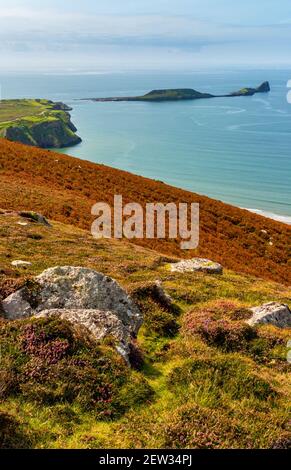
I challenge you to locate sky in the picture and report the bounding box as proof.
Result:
[1,0,291,72]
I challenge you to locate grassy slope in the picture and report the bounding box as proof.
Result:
[0,100,57,129]
[0,214,290,449]
[0,139,290,285]
[136,89,212,101]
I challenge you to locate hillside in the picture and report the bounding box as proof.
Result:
[0,139,290,449]
[0,212,290,449]
[0,100,81,148]
[0,138,290,285]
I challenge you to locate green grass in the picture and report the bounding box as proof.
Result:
[0,100,53,127]
[0,213,290,449]
[0,101,58,142]
[137,88,211,101]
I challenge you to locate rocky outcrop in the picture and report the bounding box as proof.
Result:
[19,211,51,226]
[246,302,291,328]
[35,308,131,361]
[0,210,51,226]
[228,81,271,97]
[1,266,142,334]
[2,266,142,334]
[256,81,271,93]
[50,102,72,111]
[4,117,81,149]
[170,258,223,274]
[0,100,81,149]
[1,266,143,362]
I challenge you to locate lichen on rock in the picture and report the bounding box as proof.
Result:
[170,258,223,274]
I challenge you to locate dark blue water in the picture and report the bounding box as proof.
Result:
[1,70,291,222]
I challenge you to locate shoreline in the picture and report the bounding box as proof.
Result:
[243,207,291,225]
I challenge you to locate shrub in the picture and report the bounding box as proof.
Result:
[271,434,291,449]
[184,303,290,363]
[0,317,153,418]
[184,309,256,352]
[162,404,237,449]
[131,286,179,337]
[0,138,290,285]
[247,325,289,363]
[144,308,179,337]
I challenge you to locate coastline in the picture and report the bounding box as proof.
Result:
[243,207,291,225]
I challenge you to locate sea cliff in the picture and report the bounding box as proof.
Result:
[0,99,81,148]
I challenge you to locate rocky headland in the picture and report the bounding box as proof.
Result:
[87,81,270,103]
[0,99,82,148]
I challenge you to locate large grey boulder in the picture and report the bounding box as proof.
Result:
[247,302,291,329]
[35,308,131,362]
[170,258,223,274]
[1,266,142,335]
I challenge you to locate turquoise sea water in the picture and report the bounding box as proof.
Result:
[1,70,291,222]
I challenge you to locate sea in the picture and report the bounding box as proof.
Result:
[1,69,291,223]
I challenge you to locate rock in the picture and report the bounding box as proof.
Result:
[247,302,291,328]
[228,81,270,97]
[35,308,131,362]
[19,211,51,227]
[51,102,73,111]
[153,280,173,309]
[170,258,223,274]
[0,210,51,227]
[256,81,271,93]
[11,260,32,268]
[2,266,142,335]
[1,289,32,319]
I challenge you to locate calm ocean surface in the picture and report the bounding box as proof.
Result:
[1,70,291,222]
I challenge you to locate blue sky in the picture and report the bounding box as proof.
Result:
[1,0,291,72]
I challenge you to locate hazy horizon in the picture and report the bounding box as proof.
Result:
[1,0,291,72]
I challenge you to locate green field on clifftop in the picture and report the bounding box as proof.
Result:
[0,99,81,148]
[0,99,56,126]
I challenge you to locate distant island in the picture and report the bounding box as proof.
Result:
[0,99,82,148]
[87,81,270,103]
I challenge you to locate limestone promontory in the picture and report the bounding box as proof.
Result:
[87,82,270,103]
[0,99,81,148]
